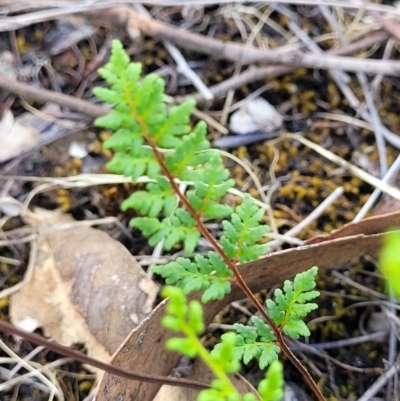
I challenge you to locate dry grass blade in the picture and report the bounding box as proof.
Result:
[285,134,400,201]
[0,339,63,400]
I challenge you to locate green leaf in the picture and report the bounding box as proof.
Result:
[379,229,400,297]
[188,301,205,335]
[202,279,231,303]
[258,360,284,401]
[109,39,130,71]
[125,62,142,90]
[105,147,160,181]
[121,177,175,217]
[130,209,201,253]
[211,332,240,374]
[95,110,126,131]
[282,319,311,339]
[222,316,279,370]
[135,74,164,113]
[164,121,210,176]
[102,128,142,152]
[266,266,319,339]
[161,287,206,357]
[197,382,241,401]
[221,194,270,263]
[203,203,233,219]
[155,100,195,146]
[92,87,125,105]
[154,252,232,302]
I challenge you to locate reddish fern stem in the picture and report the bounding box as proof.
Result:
[146,137,326,401]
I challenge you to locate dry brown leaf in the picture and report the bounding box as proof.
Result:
[153,358,259,401]
[96,211,400,401]
[0,110,41,162]
[9,208,158,364]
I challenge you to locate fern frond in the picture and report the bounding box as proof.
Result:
[161,286,204,358]
[155,100,195,144]
[102,127,142,152]
[105,148,160,181]
[121,176,176,217]
[153,252,232,302]
[221,194,269,263]
[258,360,284,401]
[187,151,235,219]
[266,266,319,339]
[162,287,242,400]
[130,208,201,254]
[214,316,280,370]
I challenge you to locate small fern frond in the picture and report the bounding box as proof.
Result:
[130,208,201,254]
[153,252,232,302]
[105,147,160,181]
[266,266,319,339]
[258,360,284,401]
[121,176,175,218]
[221,194,270,263]
[214,316,280,370]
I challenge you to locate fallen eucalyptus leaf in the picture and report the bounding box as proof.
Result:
[153,358,259,401]
[10,208,158,364]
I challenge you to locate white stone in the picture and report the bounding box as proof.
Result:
[229,97,283,134]
[68,141,88,159]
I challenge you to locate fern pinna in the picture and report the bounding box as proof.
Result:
[94,40,324,401]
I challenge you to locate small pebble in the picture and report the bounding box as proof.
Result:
[229,97,283,134]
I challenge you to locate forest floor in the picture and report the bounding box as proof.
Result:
[1,1,400,401]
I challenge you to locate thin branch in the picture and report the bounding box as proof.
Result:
[178,30,390,103]
[0,30,390,114]
[117,8,400,76]
[0,75,109,118]
[0,320,208,391]
[3,1,400,29]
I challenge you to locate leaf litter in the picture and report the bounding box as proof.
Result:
[1,2,400,401]
[9,208,158,364]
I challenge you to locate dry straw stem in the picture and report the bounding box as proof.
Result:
[3,1,400,23]
[0,30,390,113]
[0,174,270,213]
[354,154,400,222]
[357,361,400,401]
[179,29,390,103]
[285,134,400,202]
[99,8,400,76]
[0,339,63,399]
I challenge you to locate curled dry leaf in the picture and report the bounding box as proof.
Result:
[9,208,158,365]
[95,210,400,401]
